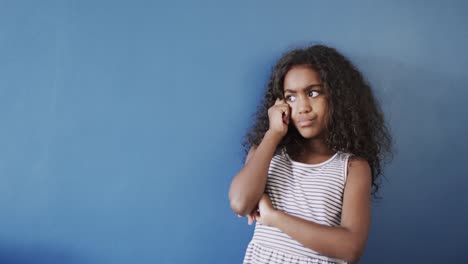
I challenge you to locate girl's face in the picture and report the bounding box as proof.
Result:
[283,65,329,139]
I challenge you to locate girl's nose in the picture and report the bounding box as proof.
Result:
[298,97,312,114]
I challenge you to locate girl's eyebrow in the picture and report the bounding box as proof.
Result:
[284,83,323,93]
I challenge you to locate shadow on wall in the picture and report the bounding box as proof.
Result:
[355,55,468,263]
[359,55,467,195]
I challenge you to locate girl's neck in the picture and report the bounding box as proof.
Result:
[288,137,336,165]
[306,137,332,154]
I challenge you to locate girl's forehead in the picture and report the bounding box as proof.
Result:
[283,66,322,90]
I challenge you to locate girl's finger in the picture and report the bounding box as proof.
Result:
[276,101,288,107]
[279,108,290,118]
[283,114,289,125]
[274,98,284,105]
[280,106,290,113]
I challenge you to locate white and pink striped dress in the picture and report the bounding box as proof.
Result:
[243,148,352,264]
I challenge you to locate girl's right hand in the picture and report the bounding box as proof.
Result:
[236,207,258,226]
[247,207,258,225]
[268,98,290,138]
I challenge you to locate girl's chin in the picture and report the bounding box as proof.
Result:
[296,127,322,139]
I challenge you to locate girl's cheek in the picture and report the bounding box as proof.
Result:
[290,108,297,122]
[291,106,298,116]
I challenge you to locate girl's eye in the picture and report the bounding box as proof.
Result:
[309,91,320,98]
[285,95,296,102]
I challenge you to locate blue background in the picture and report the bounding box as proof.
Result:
[1,0,467,263]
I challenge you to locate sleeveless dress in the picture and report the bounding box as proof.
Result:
[243,148,352,264]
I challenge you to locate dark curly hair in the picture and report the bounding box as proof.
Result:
[242,44,393,198]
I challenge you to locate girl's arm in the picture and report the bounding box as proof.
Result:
[228,130,283,216]
[255,157,372,264]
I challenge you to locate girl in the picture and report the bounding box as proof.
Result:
[228,44,392,264]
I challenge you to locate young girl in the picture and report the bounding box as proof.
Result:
[229,44,392,264]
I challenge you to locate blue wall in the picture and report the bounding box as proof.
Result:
[1,0,467,263]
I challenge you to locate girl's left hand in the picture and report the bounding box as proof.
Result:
[253,193,277,227]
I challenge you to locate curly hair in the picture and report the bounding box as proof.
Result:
[242,44,393,198]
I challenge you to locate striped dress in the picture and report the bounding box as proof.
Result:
[243,148,352,264]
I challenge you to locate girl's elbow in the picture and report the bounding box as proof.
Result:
[229,197,249,216]
[346,251,361,264]
[346,244,364,264]
[229,193,259,216]
[228,190,249,216]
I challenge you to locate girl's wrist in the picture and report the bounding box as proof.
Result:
[265,130,284,144]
